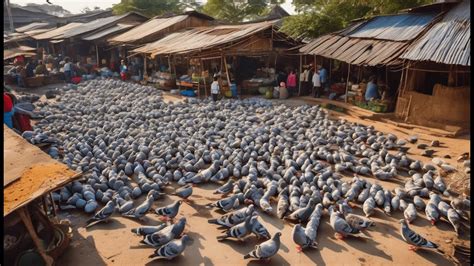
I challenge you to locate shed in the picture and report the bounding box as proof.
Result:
[395,0,470,132]
[108,11,214,47]
[4,125,82,265]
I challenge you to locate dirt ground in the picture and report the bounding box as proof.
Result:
[11,83,470,265]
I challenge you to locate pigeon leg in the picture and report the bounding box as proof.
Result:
[159,216,170,222]
[296,245,303,253]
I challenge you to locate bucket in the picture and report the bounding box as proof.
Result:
[230,83,237,97]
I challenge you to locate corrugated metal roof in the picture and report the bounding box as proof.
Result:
[53,12,146,39]
[109,15,189,44]
[402,0,470,66]
[346,13,437,41]
[82,23,137,41]
[15,22,51,33]
[132,20,278,56]
[32,23,83,40]
[299,34,405,66]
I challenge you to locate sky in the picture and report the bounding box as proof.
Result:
[10,0,296,15]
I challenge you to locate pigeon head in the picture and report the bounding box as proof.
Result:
[399,219,407,226]
[273,232,282,240]
[181,234,193,245]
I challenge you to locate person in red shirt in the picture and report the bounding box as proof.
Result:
[286,70,297,97]
[4,92,14,128]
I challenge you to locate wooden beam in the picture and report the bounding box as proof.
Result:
[345,63,351,103]
[298,54,302,96]
[18,208,54,266]
[223,55,231,92]
[95,44,99,68]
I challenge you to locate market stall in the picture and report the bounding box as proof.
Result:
[4,126,83,266]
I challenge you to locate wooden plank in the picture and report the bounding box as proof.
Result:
[223,55,231,90]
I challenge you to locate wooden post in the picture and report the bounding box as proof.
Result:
[345,63,351,103]
[329,59,332,81]
[298,54,302,96]
[167,55,172,73]
[18,208,54,266]
[223,55,231,94]
[95,44,99,67]
[143,54,147,76]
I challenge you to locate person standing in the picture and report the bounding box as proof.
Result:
[34,60,48,76]
[120,60,128,81]
[63,58,73,83]
[312,69,321,98]
[286,70,297,97]
[4,91,14,128]
[211,76,220,102]
[25,59,35,78]
[318,65,328,94]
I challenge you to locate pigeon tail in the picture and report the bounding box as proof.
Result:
[208,218,218,225]
[243,253,252,259]
[216,234,228,241]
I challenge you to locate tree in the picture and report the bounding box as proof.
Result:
[112,0,194,17]
[202,0,285,23]
[281,0,433,39]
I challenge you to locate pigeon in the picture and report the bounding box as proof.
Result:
[437,201,450,218]
[155,200,182,222]
[141,217,186,247]
[208,204,255,228]
[337,199,353,216]
[363,197,376,217]
[344,214,375,230]
[207,193,242,212]
[122,194,154,220]
[383,190,392,216]
[304,203,323,246]
[292,224,316,252]
[131,224,167,236]
[425,202,440,225]
[86,200,115,227]
[243,232,281,261]
[250,214,271,240]
[216,215,253,241]
[399,199,408,212]
[113,195,134,214]
[285,198,317,223]
[259,195,273,214]
[214,179,234,195]
[413,196,426,211]
[277,188,290,219]
[447,208,461,235]
[399,219,442,252]
[172,185,193,201]
[404,203,417,224]
[148,234,192,260]
[329,206,360,240]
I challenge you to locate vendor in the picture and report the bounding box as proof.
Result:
[365,75,380,101]
[4,89,15,128]
[25,59,36,78]
[63,58,73,83]
[34,60,48,76]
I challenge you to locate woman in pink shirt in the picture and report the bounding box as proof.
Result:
[286,70,297,96]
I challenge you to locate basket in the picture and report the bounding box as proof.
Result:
[25,76,45,87]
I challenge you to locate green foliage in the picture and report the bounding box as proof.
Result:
[282,0,433,39]
[202,0,285,23]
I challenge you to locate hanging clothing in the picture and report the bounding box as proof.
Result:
[286,73,297,88]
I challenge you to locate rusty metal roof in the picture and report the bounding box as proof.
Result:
[402,0,470,66]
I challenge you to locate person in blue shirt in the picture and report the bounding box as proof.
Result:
[365,76,380,101]
[318,65,328,93]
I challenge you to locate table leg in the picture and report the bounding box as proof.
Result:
[18,208,55,266]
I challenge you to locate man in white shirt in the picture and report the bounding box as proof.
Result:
[211,76,220,101]
[312,70,321,98]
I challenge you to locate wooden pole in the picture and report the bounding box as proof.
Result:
[345,63,351,103]
[95,44,99,67]
[223,55,231,92]
[298,54,302,96]
[329,59,332,81]
[18,208,54,266]
[143,54,147,76]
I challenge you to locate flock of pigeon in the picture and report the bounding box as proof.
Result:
[24,79,470,261]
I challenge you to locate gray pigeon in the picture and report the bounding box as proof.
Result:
[244,232,281,261]
[292,224,316,252]
[399,219,442,252]
[208,204,255,228]
[413,196,426,211]
[131,224,167,236]
[437,201,450,218]
[114,195,134,214]
[86,200,115,227]
[329,206,361,239]
[404,203,417,224]
[250,214,271,240]
[141,217,186,247]
[304,203,323,246]
[277,188,290,219]
[155,200,182,222]
[214,179,234,195]
[122,194,154,220]
[344,214,375,230]
[207,193,242,212]
[148,234,192,260]
[363,197,376,217]
[285,198,317,223]
[172,185,193,201]
[216,215,253,241]
[425,202,440,225]
[447,208,461,235]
